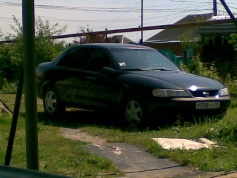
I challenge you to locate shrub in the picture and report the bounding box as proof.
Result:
[180,56,220,81]
[1,82,17,94]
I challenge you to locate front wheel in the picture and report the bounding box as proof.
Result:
[43,87,66,117]
[123,96,147,128]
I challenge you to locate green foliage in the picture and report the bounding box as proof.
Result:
[180,32,237,85]
[76,26,107,43]
[180,56,237,97]
[1,82,17,94]
[180,29,200,57]
[180,56,220,81]
[0,44,20,85]
[200,35,237,84]
[34,17,67,64]
[0,16,67,83]
[227,33,237,48]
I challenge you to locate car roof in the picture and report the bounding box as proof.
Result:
[70,43,153,50]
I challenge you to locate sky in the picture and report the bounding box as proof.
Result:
[0,0,236,43]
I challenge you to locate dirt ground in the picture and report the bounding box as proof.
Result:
[60,128,106,145]
[60,128,237,178]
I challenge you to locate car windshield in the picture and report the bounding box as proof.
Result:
[110,47,180,71]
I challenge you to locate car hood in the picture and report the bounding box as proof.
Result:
[127,70,224,90]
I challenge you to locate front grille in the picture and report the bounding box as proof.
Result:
[189,90,219,97]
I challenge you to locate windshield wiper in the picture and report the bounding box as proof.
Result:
[123,68,179,71]
[122,68,145,71]
[149,68,175,71]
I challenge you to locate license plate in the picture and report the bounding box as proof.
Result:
[196,102,220,109]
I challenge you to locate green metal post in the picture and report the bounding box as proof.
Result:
[22,0,39,170]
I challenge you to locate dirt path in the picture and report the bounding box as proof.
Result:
[60,128,106,145]
[60,128,229,178]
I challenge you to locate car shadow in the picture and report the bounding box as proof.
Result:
[37,109,126,129]
[36,109,204,132]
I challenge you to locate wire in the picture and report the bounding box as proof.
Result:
[0,1,228,13]
[0,0,236,39]
[105,0,141,28]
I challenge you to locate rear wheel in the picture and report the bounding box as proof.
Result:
[123,95,147,128]
[43,87,66,117]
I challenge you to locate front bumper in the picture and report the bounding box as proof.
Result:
[148,96,231,116]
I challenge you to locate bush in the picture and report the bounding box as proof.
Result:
[0,16,67,84]
[180,56,237,98]
[1,82,18,94]
[180,56,220,81]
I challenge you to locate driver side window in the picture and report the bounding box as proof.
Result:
[59,47,89,70]
[88,49,111,71]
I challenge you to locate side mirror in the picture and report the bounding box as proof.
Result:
[100,67,119,78]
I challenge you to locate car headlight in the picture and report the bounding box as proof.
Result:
[219,88,229,96]
[152,89,190,97]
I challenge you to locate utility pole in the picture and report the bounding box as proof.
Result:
[213,0,217,16]
[140,0,143,45]
[22,0,39,170]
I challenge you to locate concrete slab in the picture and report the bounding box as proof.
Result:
[153,138,218,150]
[216,172,237,178]
[84,142,225,178]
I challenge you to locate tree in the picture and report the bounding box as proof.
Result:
[73,26,121,44]
[200,35,237,84]
[0,44,18,85]
[180,29,200,65]
[74,26,107,44]
[0,16,67,83]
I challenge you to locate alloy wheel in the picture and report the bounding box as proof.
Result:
[45,90,57,113]
[125,99,143,128]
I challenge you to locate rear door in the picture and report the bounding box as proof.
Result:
[55,46,91,105]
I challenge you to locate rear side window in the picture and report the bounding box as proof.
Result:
[58,47,89,70]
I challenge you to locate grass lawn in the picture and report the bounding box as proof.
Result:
[0,94,123,177]
[1,92,237,176]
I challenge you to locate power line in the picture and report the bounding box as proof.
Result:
[0,0,236,42]
[106,0,140,28]
[0,1,227,13]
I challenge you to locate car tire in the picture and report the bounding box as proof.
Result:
[122,95,147,128]
[43,87,66,117]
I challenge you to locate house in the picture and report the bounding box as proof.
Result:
[198,16,237,65]
[198,16,237,36]
[144,13,213,57]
